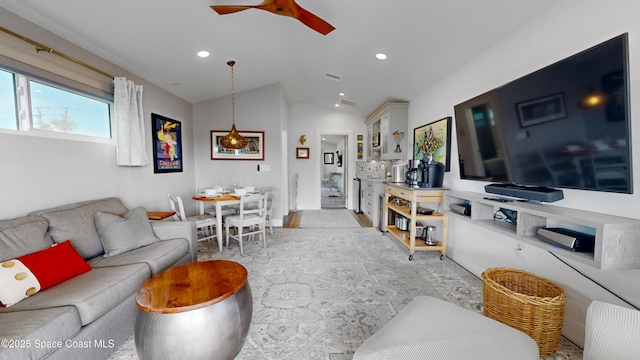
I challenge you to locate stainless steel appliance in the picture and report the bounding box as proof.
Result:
[422,225,437,246]
[353,178,362,213]
[395,215,410,231]
[405,168,421,187]
[391,161,408,183]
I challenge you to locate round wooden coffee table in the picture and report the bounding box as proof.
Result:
[134,260,252,360]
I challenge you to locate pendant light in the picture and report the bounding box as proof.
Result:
[219,60,248,150]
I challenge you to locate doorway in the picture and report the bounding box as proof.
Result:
[321,135,347,209]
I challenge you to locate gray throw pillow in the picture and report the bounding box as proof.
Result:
[95,207,159,257]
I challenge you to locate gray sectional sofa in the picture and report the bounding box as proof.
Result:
[0,197,197,360]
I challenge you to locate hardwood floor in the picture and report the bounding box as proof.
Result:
[283,210,372,228]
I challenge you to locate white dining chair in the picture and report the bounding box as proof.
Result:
[264,188,274,235]
[225,193,268,256]
[168,194,221,251]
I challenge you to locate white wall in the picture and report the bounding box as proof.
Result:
[0,8,195,218]
[192,83,285,224]
[288,102,366,209]
[409,0,640,347]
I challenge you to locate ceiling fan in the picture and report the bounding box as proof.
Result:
[210,0,335,35]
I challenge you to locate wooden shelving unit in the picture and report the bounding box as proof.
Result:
[383,183,448,261]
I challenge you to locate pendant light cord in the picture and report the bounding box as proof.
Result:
[228,60,236,125]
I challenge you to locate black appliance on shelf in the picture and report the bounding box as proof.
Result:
[418,156,445,188]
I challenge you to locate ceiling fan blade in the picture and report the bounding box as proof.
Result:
[210,5,255,15]
[292,3,335,35]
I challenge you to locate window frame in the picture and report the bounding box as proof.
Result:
[0,55,114,143]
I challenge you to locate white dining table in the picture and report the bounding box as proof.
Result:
[192,194,241,249]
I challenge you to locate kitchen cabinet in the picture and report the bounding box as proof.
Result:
[366,102,409,160]
[444,191,640,270]
[383,183,448,261]
[361,179,385,227]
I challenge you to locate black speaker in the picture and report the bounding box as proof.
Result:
[485,183,564,202]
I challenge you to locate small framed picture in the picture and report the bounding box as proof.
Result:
[296,147,309,159]
[324,152,334,164]
[357,134,363,141]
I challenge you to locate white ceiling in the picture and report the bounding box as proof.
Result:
[0,0,559,117]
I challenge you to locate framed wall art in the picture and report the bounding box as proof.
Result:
[210,130,264,160]
[516,93,567,127]
[413,116,452,171]
[296,147,309,159]
[324,152,334,164]
[152,113,183,173]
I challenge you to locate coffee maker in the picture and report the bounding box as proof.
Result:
[405,160,421,187]
[418,155,445,188]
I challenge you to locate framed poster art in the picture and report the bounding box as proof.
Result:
[210,130,264,160]
[152,113,183,173]
[413,116,452,171]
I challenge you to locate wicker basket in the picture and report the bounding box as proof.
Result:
[482,267,567,355]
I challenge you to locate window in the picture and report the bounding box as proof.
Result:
[0,64,112,140]
[29,80,111,138]
[0,69,17,130]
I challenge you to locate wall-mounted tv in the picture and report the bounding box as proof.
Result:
[454,33,632,198]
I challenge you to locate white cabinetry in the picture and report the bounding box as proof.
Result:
[366,102,409,160]
[361,180,385,227]
[444,191,640,270]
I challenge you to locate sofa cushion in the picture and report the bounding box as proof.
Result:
[89,238,189,276]
[95,207,159,257]
[0,241,90,307]
[0,263,149,326]
[28,198,129,260]
[0,306,81,360]
[0,216,53,261]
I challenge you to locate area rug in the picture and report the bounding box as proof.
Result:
[299,209,360,228]
[321,186,346,209]
[107,227,583,360]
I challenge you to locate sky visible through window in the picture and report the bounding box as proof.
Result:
[30,80,111,137]
[0,69,17,130]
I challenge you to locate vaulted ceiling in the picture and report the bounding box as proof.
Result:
[1,0,560,117]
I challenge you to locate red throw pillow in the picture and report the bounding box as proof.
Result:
[0,240,91,307]
[19,240,91,290]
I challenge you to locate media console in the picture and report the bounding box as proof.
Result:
[444,191,640,270]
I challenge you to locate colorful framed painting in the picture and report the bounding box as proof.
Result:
[413,117,452,171]
[210,130,264,160]
[152,113,183,173]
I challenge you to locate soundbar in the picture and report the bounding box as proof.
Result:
[485,183,564,202]
[537,227,595,253]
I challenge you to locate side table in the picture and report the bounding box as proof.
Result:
[134,260,252,360]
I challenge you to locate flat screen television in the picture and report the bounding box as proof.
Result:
[454,33,632,200]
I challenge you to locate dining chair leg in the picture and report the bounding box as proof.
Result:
[238,226,244,256]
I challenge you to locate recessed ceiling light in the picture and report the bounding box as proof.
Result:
[339,92,345,96]
[197,51,210,58]
[334,104,340,107]
[322,138,326,140]
[376,53,387,60]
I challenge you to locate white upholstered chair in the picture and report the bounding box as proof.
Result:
[225,193,268,256]
[583,300,640,360]
[168,194,221,251]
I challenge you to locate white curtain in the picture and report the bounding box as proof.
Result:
[113,77,149,166]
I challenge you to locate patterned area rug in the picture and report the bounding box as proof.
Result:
[107,227,583,360]
[299,209,360,228]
